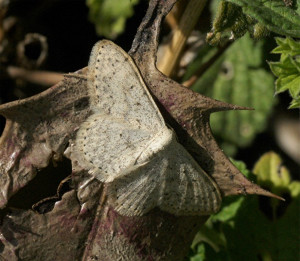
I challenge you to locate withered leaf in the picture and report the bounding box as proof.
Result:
[0,73,90,208]
[0,0,281,260]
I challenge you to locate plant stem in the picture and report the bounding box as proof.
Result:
[7,66,63,87]
[157,0,208,77]
[182,40,233,88]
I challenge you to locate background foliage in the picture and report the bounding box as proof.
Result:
[189,155,300,261]
[86,0,140,39]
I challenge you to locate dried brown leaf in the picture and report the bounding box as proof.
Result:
[0,72,90,208]
[0,0,281,260]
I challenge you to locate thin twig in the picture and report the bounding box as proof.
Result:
[7,66,64,87]
[157,0,208,77]
[182,40,233,88]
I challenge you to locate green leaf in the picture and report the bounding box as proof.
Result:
[210,196,245,222]
[189,154,300,261]
[289,96,300,108]
[269,57,299,77]
[253,151,291,194]
[86,0,139,39]
[276,74,300,95]
[188,34,275,153]
[192,223,226,251]
[207,1,267,44]
[190,244,205,261]
[272,37,300,57]
[252,152,300,260]
[224,0,300,37]
[269,37,300,108]
[209,1,252,42]
[253,151,300,197]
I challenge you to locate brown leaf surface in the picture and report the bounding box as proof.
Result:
[0,72,90,208]
[0,71,92,205]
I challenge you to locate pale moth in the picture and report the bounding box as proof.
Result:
[73,40,221,216]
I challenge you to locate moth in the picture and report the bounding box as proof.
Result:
[73,40,221,216]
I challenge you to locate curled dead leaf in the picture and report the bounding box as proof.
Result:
[0,0,282,260]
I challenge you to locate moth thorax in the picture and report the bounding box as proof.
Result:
[136,127,174,164]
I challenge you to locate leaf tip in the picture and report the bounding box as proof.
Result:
[260,190,285,201]
[207,99,254,113]
[245,184,285,201]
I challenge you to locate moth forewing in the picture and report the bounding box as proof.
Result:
[73,40,222,216]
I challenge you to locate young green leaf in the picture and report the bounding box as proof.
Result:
[272,37,300,58]
[86,0,139,39]
[269,37,300,108]
[253,151,297,196]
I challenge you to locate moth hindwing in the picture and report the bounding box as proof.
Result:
[72,40,222,216]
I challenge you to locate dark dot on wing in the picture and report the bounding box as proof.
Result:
[89,161,93,164]
[95,66,98,69]
[125,57,128,61]
[112,72,115,75]
[112,63,114,67]
[130,86,134,89]
[97,59,100,62]
[136,102,141,106]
